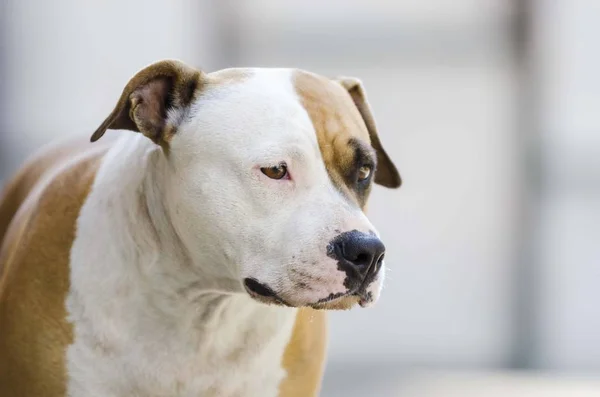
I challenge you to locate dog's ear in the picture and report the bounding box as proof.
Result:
[335,77,401,188]
[90,60,203,144]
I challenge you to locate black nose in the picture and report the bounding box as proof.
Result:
[328,230,386,289]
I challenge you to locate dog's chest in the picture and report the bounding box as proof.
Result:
[157,331,293,397]
[67,292,297,397]
[165,305,296,397]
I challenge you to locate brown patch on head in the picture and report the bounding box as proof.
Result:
[293,71,400,208]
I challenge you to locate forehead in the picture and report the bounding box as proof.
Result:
[199,68,315,147]
[203,67,370,139]
[199,68,373,204]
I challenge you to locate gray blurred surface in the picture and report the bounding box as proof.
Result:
[322,368,600,397]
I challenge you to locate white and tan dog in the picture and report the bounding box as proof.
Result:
[0,60,400,396]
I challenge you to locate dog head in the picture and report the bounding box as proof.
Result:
[92,60,400,310]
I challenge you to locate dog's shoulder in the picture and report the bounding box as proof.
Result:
[0,136,112,397]
[0,137,108,242]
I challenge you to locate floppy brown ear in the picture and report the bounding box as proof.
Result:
[90,59,203,144]
[336,77,401,188]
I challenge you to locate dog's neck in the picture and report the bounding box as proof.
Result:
[67,135,297,396]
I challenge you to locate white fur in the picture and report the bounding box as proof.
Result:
[66,69,383,396]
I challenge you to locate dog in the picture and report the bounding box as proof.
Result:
[0,60,400,396]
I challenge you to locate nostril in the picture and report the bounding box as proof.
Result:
[340,242,370,265]
[336,232,385,267]
[374,253,385,272]
[329,230,385,274]
[353,252,371,268]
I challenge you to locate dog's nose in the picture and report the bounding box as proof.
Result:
[330,230,386,285]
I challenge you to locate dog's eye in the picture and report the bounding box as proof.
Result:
[358,165,372,182]
[261,163,288,180]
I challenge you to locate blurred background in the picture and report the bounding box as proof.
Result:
[1,1,599,396]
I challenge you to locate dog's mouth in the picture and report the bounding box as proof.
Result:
[243,277,372,309]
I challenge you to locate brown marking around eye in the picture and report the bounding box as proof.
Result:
[293,71,374,208]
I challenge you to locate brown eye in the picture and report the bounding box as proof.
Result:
[260,163,288,180]
[358,165,372,182]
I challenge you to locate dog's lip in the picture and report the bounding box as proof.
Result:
[243,278,374,309]
[243,278,292,307]
[243,278,277,298]
[315,287,372,307]
[302,290,371,310]
[315,292,348,304]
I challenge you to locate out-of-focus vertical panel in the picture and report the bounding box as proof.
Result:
[0,0,9,176]
[533,0,600,372]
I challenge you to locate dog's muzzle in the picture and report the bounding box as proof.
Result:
[243,230,385,309]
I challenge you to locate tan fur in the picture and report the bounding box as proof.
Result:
[0,139,112,397]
